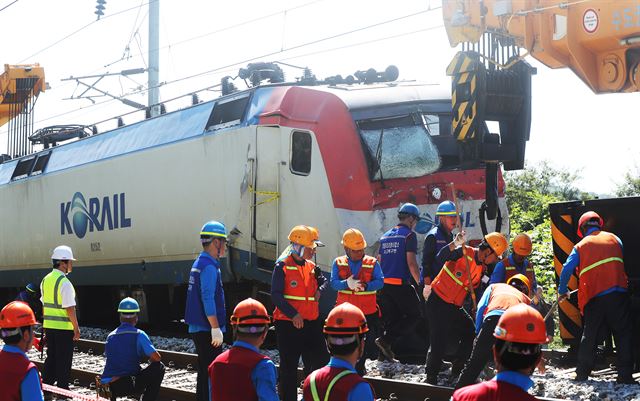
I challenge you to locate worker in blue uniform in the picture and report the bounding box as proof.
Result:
[376,202,422,361]
[101,298,165,401]
[15,283,42,321]
[184,220,228,401]
[421,200,457,298]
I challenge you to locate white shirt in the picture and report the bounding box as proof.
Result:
[40,269,76,308]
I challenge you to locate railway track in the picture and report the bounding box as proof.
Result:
[29,339,575,401]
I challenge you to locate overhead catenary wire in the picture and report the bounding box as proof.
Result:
[3,5,444,137]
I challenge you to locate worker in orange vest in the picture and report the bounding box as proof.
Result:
[490,233,537,292]
[209,298,278,401]
[452,304,549,401]
[302,303,375,401]
[558,211,634,383]
[424,231,508,385]
[271,225,328,401]
[455,274,532,388]
[0,301,44,401]
[330,228,384,375]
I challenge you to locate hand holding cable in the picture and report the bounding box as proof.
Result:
[210,327,223,347]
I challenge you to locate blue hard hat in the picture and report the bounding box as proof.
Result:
[398,203,420,218]
[436,201,457,216]
[118,297,140,314]
[26,283,37,293]
[200,220,227,239]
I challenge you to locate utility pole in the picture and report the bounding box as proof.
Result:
[148,0,160,117]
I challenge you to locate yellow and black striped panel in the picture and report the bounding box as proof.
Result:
[446,51,479,142]
[550,213,583,341]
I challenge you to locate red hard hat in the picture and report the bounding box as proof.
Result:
[323,303,368,335]
[577,211,603,238]
[493,303,548,344]
[0,301,37,329]
[230,298,271,326]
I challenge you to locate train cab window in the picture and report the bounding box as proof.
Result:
[30,151,52,176]
[358,114,441,181]
[205,94,251,130]
[11,155,36,181]
[290,131,312,176]
[422,114,440,136]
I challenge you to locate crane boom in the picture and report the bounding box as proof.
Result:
[442,0,640,93]
[0,64,46,128]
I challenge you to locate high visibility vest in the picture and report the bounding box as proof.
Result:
[575,231,627,314]
[303,366,374,401]
[432,246,483,307]
[273,255,319,321]
[503,257,535,289]
[484,283,531,316]
[41,270,74,330]
[379,224,412,284]
[335,255,378,315]
[209,345,269,401]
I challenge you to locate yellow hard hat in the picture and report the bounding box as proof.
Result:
[508,274,531,295]
[484,232,508,257]
[512,233,532,256]
[306,226,325,247]
[341,228,367,251]
[288,225,316,248]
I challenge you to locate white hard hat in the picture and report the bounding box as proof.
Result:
[51,245,76,261]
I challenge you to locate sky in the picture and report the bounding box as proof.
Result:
[1,0,638,194]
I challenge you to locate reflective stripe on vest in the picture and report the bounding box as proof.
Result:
[42,272,73,330]
[310,369,353,401]
[284,295,316,301]
[578,257,624,277]
[442,255,473,289]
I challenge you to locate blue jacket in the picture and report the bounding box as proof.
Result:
[185,252,226,332]
[490,254,538,291]
[421,224,452,282]
[330,256,384,292]
[101,323,157,382]
[379,224,416,282]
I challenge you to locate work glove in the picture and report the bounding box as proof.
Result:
[346,275,362,291]
[423,284,432,299]
[453,231,466,247]
[211,327,224,347]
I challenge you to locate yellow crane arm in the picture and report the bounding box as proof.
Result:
[443,0,640,93]
[0,64,46,127]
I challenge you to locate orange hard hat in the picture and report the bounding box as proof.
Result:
[0,301,37,329]
[230,298,271,326]
[577,211,603,238]
[306,226,325,247]
[288,225,317,248]
[323,302,368,335]
[485,232,508,257]
[341,228,367,251]
[494,303,548,344]
[512,233,532,256]
[507,274,531,295]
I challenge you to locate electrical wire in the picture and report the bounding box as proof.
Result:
[8,5,444,132]
[0,0,19,13]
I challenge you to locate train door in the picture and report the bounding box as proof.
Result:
[253,126,281,265]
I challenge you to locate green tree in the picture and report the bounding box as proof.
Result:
[615,167,640,196]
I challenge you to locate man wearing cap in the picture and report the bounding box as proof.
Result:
[40,245,80,390]
[302,303,374,401]
[376,203,422,362]
[454,275,532,389]
[424,232,507,385]
[209,298,278,401]
[421,201,457,295]
[185,220,228,401]
[452,304,548,401]
[15,283,42,321]
[271,225,327,401]
[101,298,165,401]
[0,301,45,401]
[331,228,384,375]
